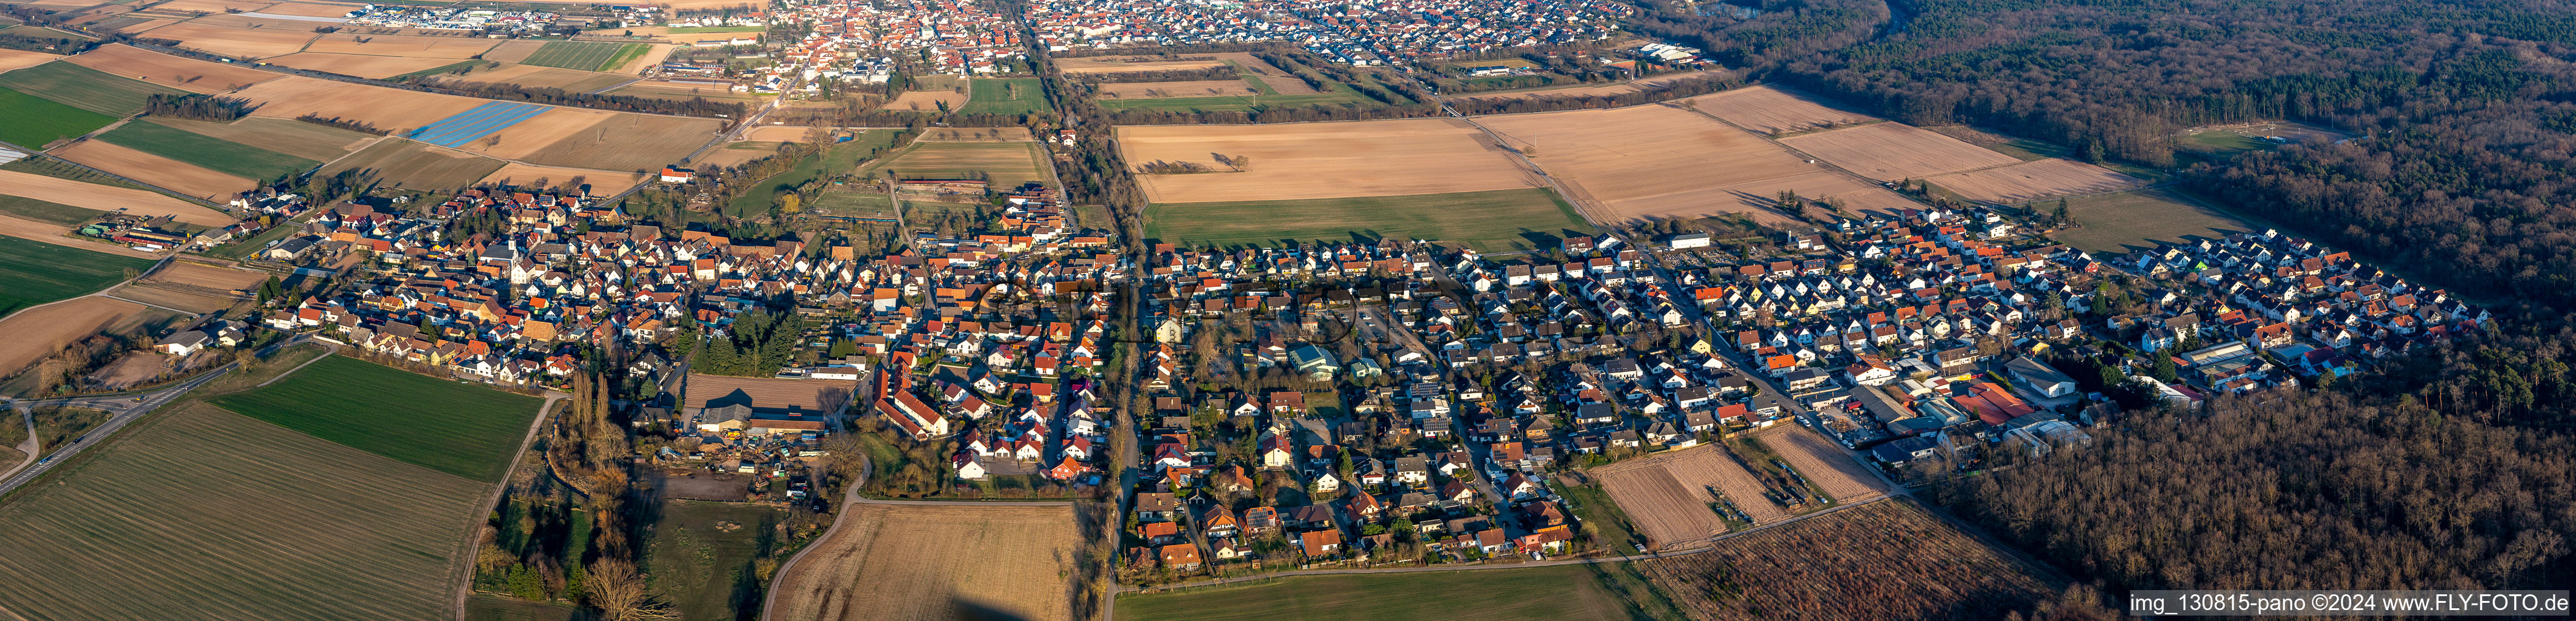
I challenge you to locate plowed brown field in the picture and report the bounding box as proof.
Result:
[1759,426,1888,503]
[768,503,1077,621]
[304,32,496,58]
[1477,104,1875,225]
[261,52,458,78]
[144,260,264,291]
[518,112,723,172]
[49,139,252,202]
[1923,158,2143,203]
[63,44,283,93]
[464,107,610,160]
[1777,122,2022,181]
[0,49,55,73]
[228,75,482,131]
[434,62,633,92]
[0,169,230,225]
[1097,79,1256,98]
[139,22,316,58]
[1118,119,1539,203]
[0,296,148,376]
[148,0,278,14]
[880,89,965,111]
[1684,86,1878,135]
[481,39,545,63]
[479,164,645,195]
[256,1,368,18]
[1055,56,1224,74]
[1593,445,1786,550]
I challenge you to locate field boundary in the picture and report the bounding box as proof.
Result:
[447,392,567,621]
[99,41,741,123]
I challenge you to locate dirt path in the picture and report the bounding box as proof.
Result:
[448,390,568,621]
[0,408,36,481]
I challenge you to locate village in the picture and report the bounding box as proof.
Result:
[1022,0,1634,66]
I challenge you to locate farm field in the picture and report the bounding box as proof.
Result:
[1098,79,1258,99]
[513,112,724,173]
[432,62,635,92]
[406,100,548,148]
[723,130,896,216]
[1922,158,2144,204]
[0,168,228,225]
[695,141,780,167]
[1757,426,1889,503]
[480,163,646,195]
[141,21,318,58]
[144,115,378,161]
[0,86,117,148]
[874,141,1049,186]
[518,40,637,71]
[1116,562,1675,621]
[1477,104,1882,224]
[1094,79,1371,113]
[640,499,790,620]
[1143,188,1590,254]
[262,51,464,78]
[1447,68,1729,104]
[0,194,99,227]
[0,58,193,116]
[2044,188,2255,252]
[1591,443,1784,549]
[458,106,609,159]
[1638,500,2060,620]
[0,401,488,621]
[228,75,484,132]
[467,596,580,621]
[0,226,158,313]
[96,118,320,181]
[917,126,1033,141]
[111,281,235,312]
[1118,119,1538,203]
[142,259,264,292]
[208,355,544,482]
[0,297,151,378]
[304,32,496,58]
[1683,86,1880,135]
[1054,56,1225,73]
[49,138,253,201]
[611,79,765,104]
[1777,122,2023,181]
[61,43,282,93]
[0,48,55,72]
[768,503,1079,621]
[961,77,1046,114]
[0,211,161,258]
[480,39,546,63]
[316,138,506,191]
[880,74,967,111]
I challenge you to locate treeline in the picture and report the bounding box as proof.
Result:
[295,114,390,135]
[423,80,748,119]
[0,30,97,54]
[142,93,255,122]
[1449,76,1740,115]
[684,308,808,378]
[1073,66,1240,84]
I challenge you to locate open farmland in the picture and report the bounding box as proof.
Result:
[0,232,155,314]
[882,75,968,111]
[1638,500,2060,621]
[1757,426,1889,503]
[0,297,150,378]
[481,39,546,63]
[1447,68,1729,104]
[111,281,236,312]
[1054,56,1225,73]
[1683,86,1879,135]
[641,499,790,620]
[611,79,764,104]
[0,212,162,258]
[962,77,1046,114]
[142,260,265,292]
[304,32,496,58]
[874,141,1050,186]
[2045,188,2255,252]
[317,138,505,190]
[1116,562,1679,621]
[50,138,254,201]
[1098,79,1259,99]
[0,87,117,148]
[1476,104,1880,224]
[479,163,645,195]
[1119,119,1538,203]
[1777,122,2023,181]
[1922,158,2144,203]
[458,106,608,159]
[514,112,722,172]
[0,49,55,72]
[144,115,378,161]
[62,44,282,93]
[150,0,284,14]
[518,40,636,71]
[139,21,318,58]
[1143,188,1589,254]
[210,355,542,481]
[917,126,1033,141]
[0,401,488,621]
[262,51,465,78]
[769,503,1079,621]
[1592,444,1785,549]
[0,168,229,225]
[0,60,187,116]
[431,62,634,92]
[228,75,484,132]
[97,118,319,181]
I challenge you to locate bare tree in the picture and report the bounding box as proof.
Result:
[585,559,681,621]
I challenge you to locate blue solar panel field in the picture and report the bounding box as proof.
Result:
[406,101,549,148]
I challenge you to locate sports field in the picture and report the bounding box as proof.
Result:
[0,86,117,148]
[0,59,188,116]
[872,141,1049,186]
[960,77,1047,115]
[208,355,544,482]
[0,232,155,314]
[0,401,488,621]
[1115,562,1676,621]
[1143,187,1593,254]
[96,118,321,181]
[519,41,641,71]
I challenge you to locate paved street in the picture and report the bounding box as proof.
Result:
[0,363,236,495]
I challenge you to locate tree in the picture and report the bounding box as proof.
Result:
[2052,198,2072,226]
[584,559,679,620]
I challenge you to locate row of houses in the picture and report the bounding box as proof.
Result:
[1024,0,1631,66]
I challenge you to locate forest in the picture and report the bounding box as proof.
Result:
[1624,0,2576,603]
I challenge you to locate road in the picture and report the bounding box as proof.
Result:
[0,362,236,495]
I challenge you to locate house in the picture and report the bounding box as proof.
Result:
[1869,434,1943,465]
[1298,529,1343,558]
[2006,357,2078,398]
[1159,543,1202,571]
[659,167,695,183]
[156,331,212,355]
[1134,492,1181,522]
[951,453,986,480]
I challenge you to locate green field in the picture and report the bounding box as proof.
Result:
[0,402,487,621]
[0,194,107,227]
[870,141,1049,186]
[97,119,321,182]
[642,499,788,621]
[387,59,481,82]
[208,355,544,481]
[809,188,896,220]
[0,155,147,189]
[521,41,643,72]
[1143,187,1594,254]
[666,25,765,33]
[1098,76,1374,113]
[0,86,119,148]
[0,233,155,315]
[2039,187,2257,253]
[961,77,1047,115]
[1116,562,1680,621]
[724,129,899,217]
[0,61,188,116]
